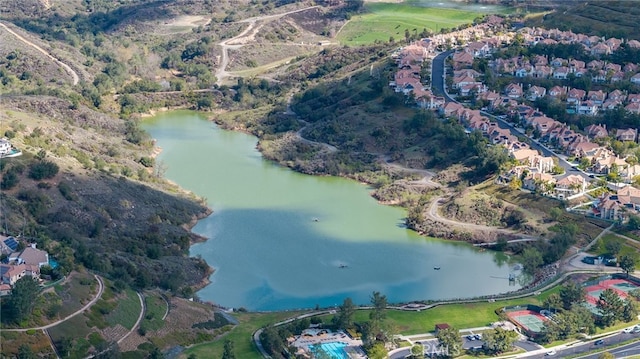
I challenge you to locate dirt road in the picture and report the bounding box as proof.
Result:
[0,21,79,85]
[216,6,319,85]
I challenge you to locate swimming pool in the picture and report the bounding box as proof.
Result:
[48,258,59,269]
[312,342,348,359]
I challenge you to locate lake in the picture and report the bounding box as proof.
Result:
[143,110,523,311]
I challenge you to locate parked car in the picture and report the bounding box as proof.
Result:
[594,339,604,346]
[546,350,556,356]
[622,327,633,333]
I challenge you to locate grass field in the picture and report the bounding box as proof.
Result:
[182,311,308,359]
[589,233,640,269]
[141,292,167,331]
[106,289,142,330]
[337,2,491,46]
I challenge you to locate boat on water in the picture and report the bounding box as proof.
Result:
[434,266,441,270]
[339,264,348,269]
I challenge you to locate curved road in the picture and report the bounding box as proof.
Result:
[117,291,145,344]
[0,21,79,86]
[3,275,104,332]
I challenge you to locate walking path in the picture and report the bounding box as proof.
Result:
[3,275,104,332]
[0,21,79,85]
[427,196,519,234]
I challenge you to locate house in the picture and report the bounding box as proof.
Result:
[15,244,49,268]
[610,71,625,83]
[566,59,584,71]
[628,39,640,49]
[515,67,531,78]
[550,58,565,68]
[523,172,556,192]
[548,86,567,99]
[529,116,559,135]
[555,175,587,199]
[584,124,608,139]
[616,128,638,142]
[602,99,622,110]
[624,63,639,73]
[590,42,611,56]
[587,90,606,105]
[0,283,11,296]
[605,63,622,73]
[527,85,546,101]
[0,264,40,286]
[571,141,601,157]
[567,88,586,104]
[628,94,640,103]
[594,155,628,175]
[605,38,622,51]
[504,83,523,99]
[607,89,626,102]
[533,65,552,78]
[452,51,474,69]
[626,103,640,114]
[440,102,465,117]
[621,164,640,181]
[596,195,624,220]
[552,66,569,79]
[630,73,640,85]
[576,101,598,116]
[617,185,640,210]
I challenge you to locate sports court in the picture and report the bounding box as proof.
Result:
[506,310,547,334]
[583,277,639,313]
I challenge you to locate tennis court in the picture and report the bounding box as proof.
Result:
[583,277,639,314]
[507,310,547,333]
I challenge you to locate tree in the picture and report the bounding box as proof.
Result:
[222,340,236,359]
[3,276,39,323]
[619,255,637,277]
[543,293,562,312]
[17,344,36,359]
[369,291,387,325]
[482,327,519,354]
[410,344,424,358]
[333,297,356,330]
[366,342,387,359]
[604,238,622,257]
[436,327,463,359]
[622,299,638,323]
[559,282,586,310]
[599,353,615,359]
[597,288,623,327]
[521,247,543,275]
[28,160,59,180]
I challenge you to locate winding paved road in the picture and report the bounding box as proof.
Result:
[0,21,79,85]
[3,275,104,332]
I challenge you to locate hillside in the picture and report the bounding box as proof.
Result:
[525,0,640,40]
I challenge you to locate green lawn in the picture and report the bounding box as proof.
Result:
[337,3,489,46]
[182,311,309,359]
[106,289,142,330]
[141,293,167,331]
[589,234,640,268]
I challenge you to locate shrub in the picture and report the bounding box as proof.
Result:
[28,160,59,180]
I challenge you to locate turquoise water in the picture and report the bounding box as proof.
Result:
[314,342,348,359]
[143,111,524,311]
[49,258,59,269]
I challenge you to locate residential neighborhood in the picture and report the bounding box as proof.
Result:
[389,23,640,223]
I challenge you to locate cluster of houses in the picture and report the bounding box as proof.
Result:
[0,235,51,295]
[389,22,640,219]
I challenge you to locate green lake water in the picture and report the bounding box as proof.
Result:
[143,110,523,311]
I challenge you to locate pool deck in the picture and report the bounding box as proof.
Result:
[291,329,366,358]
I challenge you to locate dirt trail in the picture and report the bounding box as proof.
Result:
[427,196,519,234]
[216,6,319,85]
[0,21,79,85]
